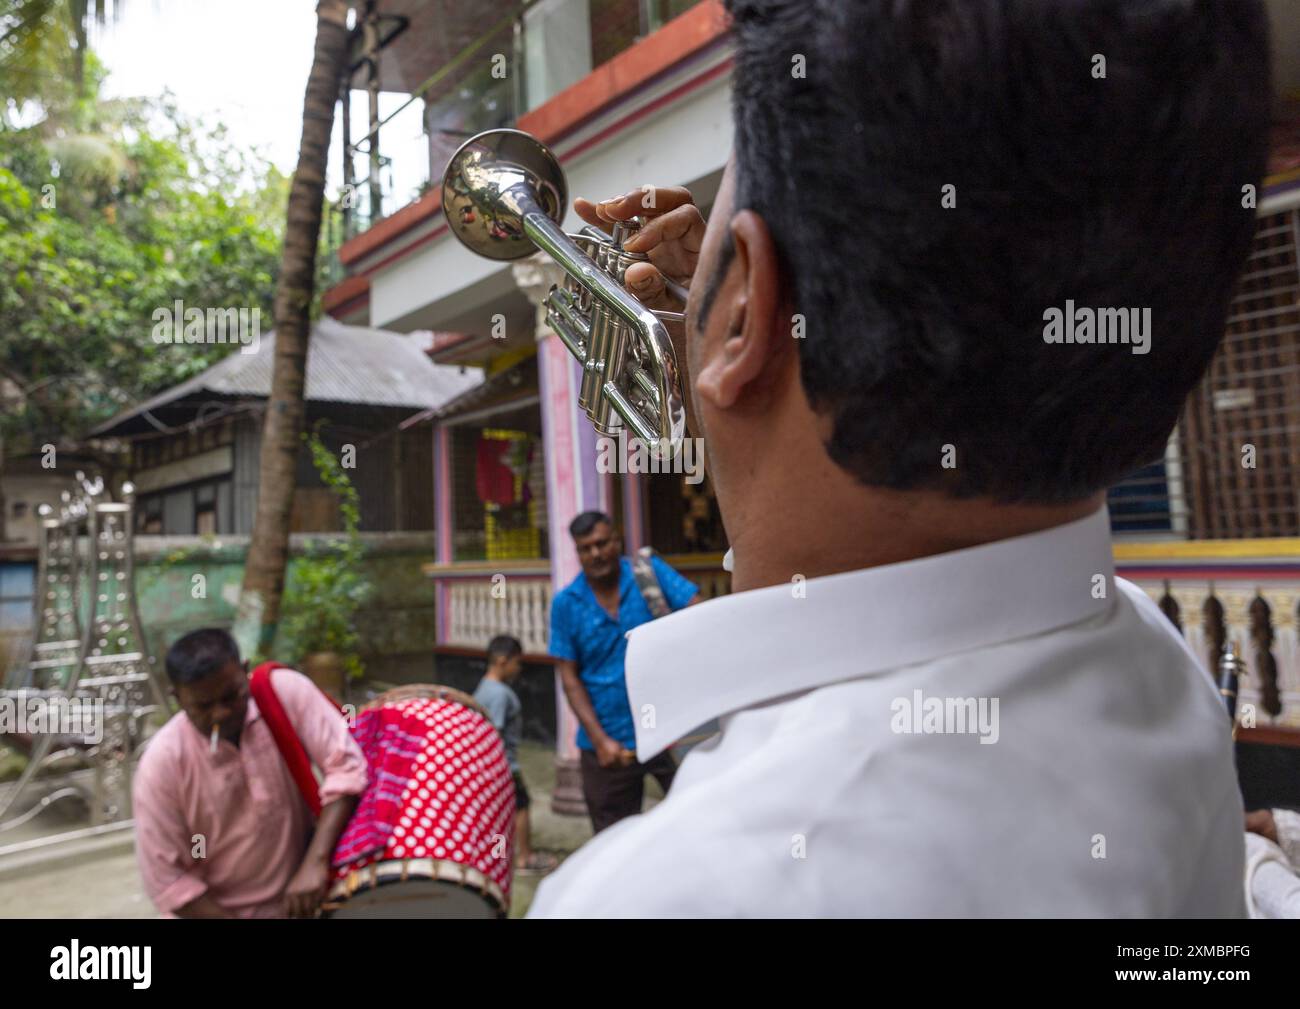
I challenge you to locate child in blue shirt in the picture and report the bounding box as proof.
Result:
[474,635,557,875]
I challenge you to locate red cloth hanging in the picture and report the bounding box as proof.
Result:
[476,436,517,506]
[248,662,341,818]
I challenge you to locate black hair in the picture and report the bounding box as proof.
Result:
[569,510,613,539]
[720,0,1271,503]
[487,635,523,663]
[165,627,241,686]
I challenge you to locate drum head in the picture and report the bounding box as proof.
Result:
[326,878,500,919]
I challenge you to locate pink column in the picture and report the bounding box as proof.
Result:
[623,470,646,554]
[516,258,599,816]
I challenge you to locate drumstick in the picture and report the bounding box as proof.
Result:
[210,724,220,755]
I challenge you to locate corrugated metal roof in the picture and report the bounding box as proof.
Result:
[92,317,483,435]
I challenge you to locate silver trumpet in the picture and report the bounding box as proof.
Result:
[442,129,686,455]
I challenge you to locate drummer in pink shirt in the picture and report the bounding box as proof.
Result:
[133,628,366,918]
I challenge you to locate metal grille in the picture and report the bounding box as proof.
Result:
[646,470,727,555]
[1176,206,1300,538]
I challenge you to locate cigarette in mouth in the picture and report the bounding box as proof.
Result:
[210,724,220,755]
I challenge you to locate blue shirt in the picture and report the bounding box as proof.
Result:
[549,555,699,750]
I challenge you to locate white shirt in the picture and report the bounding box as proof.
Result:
[529,508,1245,917]
[1244,809,1300,918]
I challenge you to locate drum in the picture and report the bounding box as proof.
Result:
[324,685,516,918]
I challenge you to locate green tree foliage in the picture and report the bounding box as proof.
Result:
[0,70,287,449]
[0,0,122,108]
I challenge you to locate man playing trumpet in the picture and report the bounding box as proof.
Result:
[532,0,1270,916]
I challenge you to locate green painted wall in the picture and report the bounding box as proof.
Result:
[134,532,437,683]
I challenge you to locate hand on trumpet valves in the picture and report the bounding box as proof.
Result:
[574,185,705,316]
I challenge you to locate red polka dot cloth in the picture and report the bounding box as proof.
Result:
[332,696,516,901]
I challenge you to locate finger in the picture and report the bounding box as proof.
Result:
[614,185,696,219]
[594,185,695,224]
[625,262,666,300]
[591,189,640,225]
[574,197,613,235]
[623,203,705,255]
[623,262,682,314]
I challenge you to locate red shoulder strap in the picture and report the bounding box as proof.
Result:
[248,662,327,817]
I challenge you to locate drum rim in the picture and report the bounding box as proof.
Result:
[362,683,488,719]
[326,856,507,916]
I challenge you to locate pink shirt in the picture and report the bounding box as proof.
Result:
[132,668,367,917]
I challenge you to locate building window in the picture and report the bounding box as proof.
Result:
[0,563,36,657]
[590,0,703,66]
[1177,206,1300,538]
[645,470,726,555]
[135,479,229,536]
[195,483,217,536]
[1102,205,1300,539]
[449,405,548,562]
[1108,461,1174,534]
[137,496,163,534]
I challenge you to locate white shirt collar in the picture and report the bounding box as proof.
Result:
[627,506,1115,760]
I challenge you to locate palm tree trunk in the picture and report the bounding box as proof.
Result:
[67,1,119,99]
[0,431,7,544]
[69,0,89,95]
[233,0,351,660]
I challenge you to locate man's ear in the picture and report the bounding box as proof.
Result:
[694,210,784,411]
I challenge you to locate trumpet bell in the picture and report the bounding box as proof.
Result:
[442,129,567,261]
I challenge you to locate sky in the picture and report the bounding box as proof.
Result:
[94,0,426,202]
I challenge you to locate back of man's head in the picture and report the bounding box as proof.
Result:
[723,0,1271,503]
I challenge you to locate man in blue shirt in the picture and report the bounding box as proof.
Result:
[549,510,699,833]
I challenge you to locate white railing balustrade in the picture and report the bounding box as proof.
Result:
[445,576,552,656]
[1124,570,1300,731]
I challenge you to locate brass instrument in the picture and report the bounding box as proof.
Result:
[442,129,686,455]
